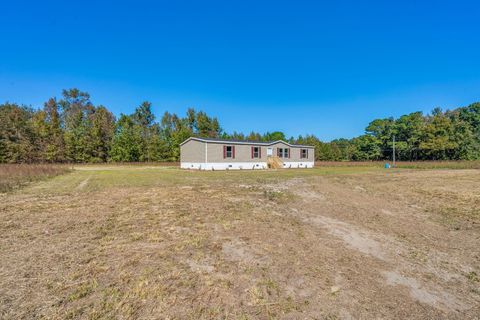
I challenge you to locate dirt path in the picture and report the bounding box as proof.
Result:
[275,172,479,317]
[75,176,90,190]
[293,194,468,313]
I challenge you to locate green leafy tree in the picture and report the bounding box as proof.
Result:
[2,87,479,163]
[195,111,221,138]
[459,102,480,136]
[132,101,158,161]
[365,117,395,160]
[60,89,95,162]
[229,131,246,140]
[110,114,143,162]
[246,131,262,141]
[186,108,197,131]
[263,131,286,141]
[420,108,458,160]
[394,112,425,160]
[0,103,37,163]
[331,138,355,161]
[351,135,382,160]
[158,111,194,160]
[90,106,115,162]
[43,98,65,162]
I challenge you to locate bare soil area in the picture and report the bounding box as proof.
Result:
[0,166,479,319]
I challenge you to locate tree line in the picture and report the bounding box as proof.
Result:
[1,88,479,163]
[301,103,480,161]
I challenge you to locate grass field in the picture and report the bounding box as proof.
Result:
[1,164,479,319]
[315,160,480,169]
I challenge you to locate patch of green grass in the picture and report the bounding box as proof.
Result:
[20,165,383,195]
[263,190,286,202]
[64,307,85,319]
[68,279,97,302]
[317,160,480,170]
[466,271,479,283]
[394,161,480,170]
[436,205,479,228]
[5,161,478,195]
[259,278,280,296]
[408,250,428,263]
[208,166,381,180]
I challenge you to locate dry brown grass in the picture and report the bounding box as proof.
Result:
[88,161,179,167]
[0,164,71,192]
[0,166,479,319]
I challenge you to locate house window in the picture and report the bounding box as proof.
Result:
[301,149,308,159]
[277,148,290,158]
[225,146,233,158]
[252,146,260,158]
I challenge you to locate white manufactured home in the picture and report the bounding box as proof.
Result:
[180,137,315,170]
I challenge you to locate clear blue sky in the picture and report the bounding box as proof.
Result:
[1,0,479,141]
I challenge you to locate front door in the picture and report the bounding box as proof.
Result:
[267,147,273,156]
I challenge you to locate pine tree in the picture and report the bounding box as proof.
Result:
[60,89,95,162]
[90,106,115,162]
[43,98,65,162]
[110,115,143,162]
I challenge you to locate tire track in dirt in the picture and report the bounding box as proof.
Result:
[75,176,91,191]
[265,178,472,313]
[301,212,467,311]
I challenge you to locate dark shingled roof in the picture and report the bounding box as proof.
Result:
[180,137,315,148]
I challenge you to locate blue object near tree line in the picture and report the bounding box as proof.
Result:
[385,163,391,169]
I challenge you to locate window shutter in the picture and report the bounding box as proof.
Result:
[233,146,235,158]
[288,148,290,158]
[223,145,226,159]
[259,147,262,158]
[251,146,254,159]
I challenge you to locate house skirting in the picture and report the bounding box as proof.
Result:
[181,161,314,170]
[281,161,314,169]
